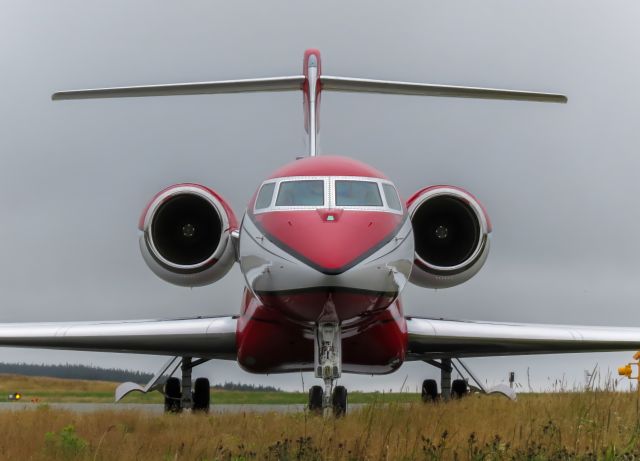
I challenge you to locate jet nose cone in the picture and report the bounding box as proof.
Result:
[256,210,405,274]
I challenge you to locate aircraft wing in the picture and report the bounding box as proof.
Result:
[405,316,640,360]
[0,316,237,359]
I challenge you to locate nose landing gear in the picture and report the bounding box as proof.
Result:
[309,323,347,416]
[308,384,348,416]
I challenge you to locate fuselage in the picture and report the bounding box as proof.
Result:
[236,155,414,374]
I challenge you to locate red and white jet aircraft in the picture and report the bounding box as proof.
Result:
[2,50,640,414]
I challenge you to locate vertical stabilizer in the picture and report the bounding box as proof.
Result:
[302,49,322,157]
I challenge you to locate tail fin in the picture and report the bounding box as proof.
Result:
[52,49,567,158]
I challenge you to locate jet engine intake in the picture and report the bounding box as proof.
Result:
[407,186,491,289]
[139,184,238,287]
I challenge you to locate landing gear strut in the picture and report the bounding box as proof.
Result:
[440,358,452,400]
[310,323,347,416]
[421,358,465,401]
[164,357,212,412]
[181,357,193,410]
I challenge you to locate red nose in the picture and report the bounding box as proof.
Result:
[253,210,403,274]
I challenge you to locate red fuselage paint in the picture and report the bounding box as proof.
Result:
[252,210,402,274]
[236,289,407,375]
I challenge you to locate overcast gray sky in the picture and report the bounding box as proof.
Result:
[1,1,639,392]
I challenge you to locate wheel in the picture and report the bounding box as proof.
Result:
[451,379,468,399]
[421,379,438,402]
[332,385,348,417]
[164,377,182,413]
[192,377,210,412]
[308,385,323,413]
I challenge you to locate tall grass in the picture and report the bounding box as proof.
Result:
[1,392,640,460]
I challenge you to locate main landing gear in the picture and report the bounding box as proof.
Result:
[163,357,212,413]
[115,356,212,413]
[421,358,460,401]
[421,357,516,401]
[309,323,348,416]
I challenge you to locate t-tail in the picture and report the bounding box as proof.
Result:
[52,49,567,157]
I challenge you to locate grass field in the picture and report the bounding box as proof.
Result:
[2,375,640,459]
[1,391,640,460]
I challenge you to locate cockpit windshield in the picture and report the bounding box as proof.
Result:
[254,177,402,214]
[255,182,275,209]
[275,180,324,206]
[335,180,382,206]
[382,183,402,211]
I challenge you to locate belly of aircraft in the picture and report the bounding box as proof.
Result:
[235,289,408,375]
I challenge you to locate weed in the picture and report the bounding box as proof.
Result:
[44,424,88,459]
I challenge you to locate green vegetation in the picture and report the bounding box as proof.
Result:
[44,424,88,459]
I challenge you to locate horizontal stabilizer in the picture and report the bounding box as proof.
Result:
[320,76,567,103]
[51,49,567,158]
[52,75,305,100]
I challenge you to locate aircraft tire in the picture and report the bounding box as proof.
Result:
[332,385,348,417]
[421,379,438,402]
[164,377,182,413]
[308,385,323,413]
[451,379,468,399]
[192,377,210,412]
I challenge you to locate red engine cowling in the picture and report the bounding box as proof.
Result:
[407,186,491,289]
[138,183,238,287]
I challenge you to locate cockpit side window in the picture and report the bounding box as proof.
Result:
[255,182,275,210]
[276,180,324,206]
[335,180,383,206]
[382,183,402,211]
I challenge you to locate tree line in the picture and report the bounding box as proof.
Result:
[0,363,282,391]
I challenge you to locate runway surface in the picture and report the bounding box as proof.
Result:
[0,402,366,413]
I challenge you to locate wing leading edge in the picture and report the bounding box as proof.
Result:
[0,316,237,359]
[406,317,640,360]
[1,315,635,364]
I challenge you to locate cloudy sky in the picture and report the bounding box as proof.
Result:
[1,1,639,393]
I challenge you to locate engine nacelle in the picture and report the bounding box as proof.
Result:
[407,186,491,289]
[139,184,238,287]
